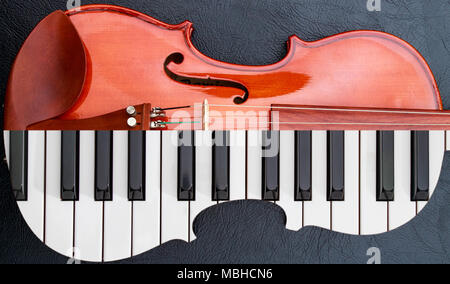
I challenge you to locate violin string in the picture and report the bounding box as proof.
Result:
[163,118,450,127]
[268,122,450,126]
[159,105,193,111]
[160,121,200,125]
[163,117,450,126]
[161,103,450,116]
[206,104,450,116]
[158,103,450,128]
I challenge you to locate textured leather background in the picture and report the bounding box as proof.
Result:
[1,0,450,264]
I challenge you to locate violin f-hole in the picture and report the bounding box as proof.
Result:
[164,52,249,104]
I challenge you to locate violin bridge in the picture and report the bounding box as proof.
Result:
[203,99,210,131]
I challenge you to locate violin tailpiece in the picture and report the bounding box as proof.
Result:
[27,104,152,131]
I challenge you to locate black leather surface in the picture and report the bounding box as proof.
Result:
[1,0,450,264]
[125,154,450,264]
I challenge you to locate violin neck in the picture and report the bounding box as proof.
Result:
[271,104,450,131]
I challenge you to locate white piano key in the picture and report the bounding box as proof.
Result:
[161,131,189,243]
[389,131,415,231]
[418,131,445,212]
[332,131,359,235]
[74,131,102,262]
[103,131,132,262]
[4,131,10,166]
[278,131,302,231]
[133,131,161,256]
[247,130,262,200]
[360,131,387,235]
[190,131,216,241]
[18,131,45,241]
[45,131,74,258]
[304,131,330,229]
[230,131,246,201]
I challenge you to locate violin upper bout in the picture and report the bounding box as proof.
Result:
[4,10,87,130]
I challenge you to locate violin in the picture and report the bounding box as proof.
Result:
[3,4,450,263]
[4,4,450,131]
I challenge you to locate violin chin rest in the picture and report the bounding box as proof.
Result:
[4,10,87,130]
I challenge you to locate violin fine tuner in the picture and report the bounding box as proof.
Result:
[127,117,138,128]
[126,106,137,117]
[126,106,138,128]
[151,107,166,119]
[151,120,167,130]
[150,107,167,129]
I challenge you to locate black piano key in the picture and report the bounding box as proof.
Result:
[295,131,312,201]
[95,131,113,201]
[128,131,146,201]
[212,131,230,201]
[61,131,79,201]
[178,131,195,201]
[411,131,429,201]
[262,131,280,201]
[327,131,345,201]
[9,131,28,201]
[376,131,395,201]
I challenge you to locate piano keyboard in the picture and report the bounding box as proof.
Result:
[3,130,448,262]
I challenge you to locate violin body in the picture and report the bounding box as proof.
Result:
[3,4,443,130]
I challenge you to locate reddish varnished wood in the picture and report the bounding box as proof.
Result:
[272,104,450,131]
[27,104,151,130]
[4,11,87,130]
[4,4,444,130]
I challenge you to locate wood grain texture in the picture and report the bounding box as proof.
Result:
[5,4,443,130]
[27,104,151,130]
[4,11,87,130]
[272,105,450,130]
